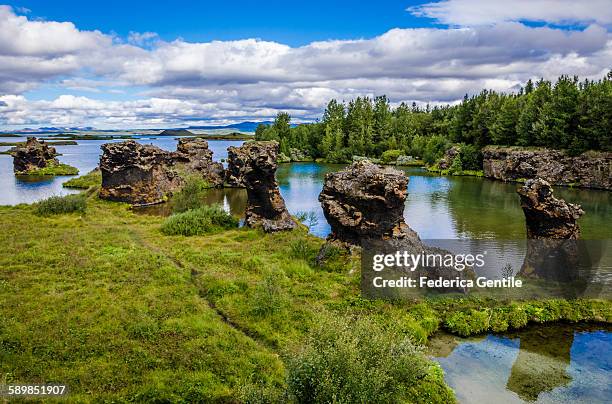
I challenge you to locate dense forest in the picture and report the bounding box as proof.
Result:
[255,73,612,169]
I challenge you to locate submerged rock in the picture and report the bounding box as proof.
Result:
[173,138,225,187]
[12,137,60,173]
[99,140,181,206]
[517,178,584,239]
[226,141,296,232]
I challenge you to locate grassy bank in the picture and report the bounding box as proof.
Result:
[426,165,484,177]
[62,169,102,189]
[0,141,78,146]
[16,162,79,176]
[0,194,609,402]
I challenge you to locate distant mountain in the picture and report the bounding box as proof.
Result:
[187,121,273,132]
[9,121,289,134]
[158,129,194,136]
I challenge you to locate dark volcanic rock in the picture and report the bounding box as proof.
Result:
[319,160,413,244]
[483,146,611,190]
[517,178,584,239]
[518,179,585,285]
[99,138,227,205]
[99,140,181,206]
[224,147,246,188]
[12,137,59,173]
[319,160,470,292]
[226,141,296,232]
[173,138,225,186]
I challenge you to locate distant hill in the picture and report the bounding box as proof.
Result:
[187,121,273,132]
[158,129,194,136]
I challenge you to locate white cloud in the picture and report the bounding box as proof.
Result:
[409,0,612,26]
[0,5,611,128]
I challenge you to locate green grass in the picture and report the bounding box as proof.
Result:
[35,194,87,216]
[426,166,484,177]
[62,169,102,189]
[18,162,79,176]
[161,205,239,236]
[0,196,610,402]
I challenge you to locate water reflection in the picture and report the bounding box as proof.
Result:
[1,148,611,242]
[0,137,244,206]
[431,323,612,403]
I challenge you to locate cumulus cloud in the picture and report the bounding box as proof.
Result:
[409,0,612,26]
[0,5,611,128]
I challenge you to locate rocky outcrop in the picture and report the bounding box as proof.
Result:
[225,147,246,187]
[99,141,181,206]
[517,179,584,239]
[518,179,586,285]
[319,161,470,292]
[483,146,611,190]
[226,141,296,232]
[173,138,225,187]
[12,137,59,173]
[99,138,227,205]
[319,160,413,244]
[437,146,460,170]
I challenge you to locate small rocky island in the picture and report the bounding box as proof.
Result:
[11,137,78,175]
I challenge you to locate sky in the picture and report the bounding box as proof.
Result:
[0,0,611,129]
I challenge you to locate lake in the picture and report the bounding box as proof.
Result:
[429,323,612,404]
[1,137,611,243]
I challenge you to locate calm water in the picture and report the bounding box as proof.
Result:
[0,136,243,206]
[429,324,612,404]
[1,137,611,242]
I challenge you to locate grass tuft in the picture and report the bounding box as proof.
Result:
[161,204,238,236]
[35,194,87,216]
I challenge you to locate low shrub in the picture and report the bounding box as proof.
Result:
[286,315,453,403]
[35,194,87,216]
[251,271,289,316]
[459,144,483,171]
[160,205,238,236]
[294,210,319,231]
[380,149,402,164]
[448,154,463,175]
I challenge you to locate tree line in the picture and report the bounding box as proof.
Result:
[255,72,612,167]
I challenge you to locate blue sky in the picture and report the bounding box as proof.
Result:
[0,0,611,129]
[10,1,439,46]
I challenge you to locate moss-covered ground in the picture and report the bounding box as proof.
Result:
[0,192,609,402]
[62,170,102,189]
[16,161,79,176]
